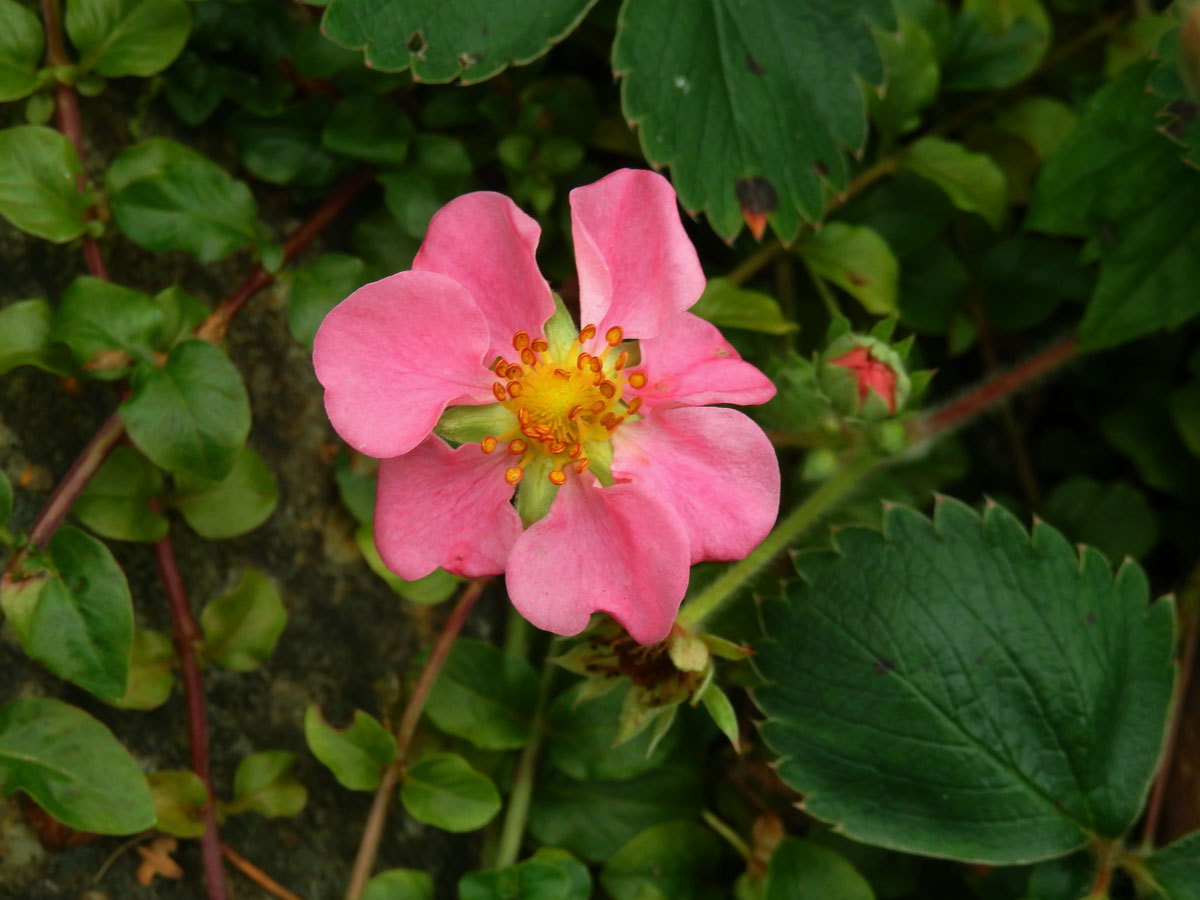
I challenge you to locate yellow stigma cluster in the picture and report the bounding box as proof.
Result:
[482,324,646,485]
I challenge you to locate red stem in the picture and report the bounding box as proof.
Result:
[152,519,229,900]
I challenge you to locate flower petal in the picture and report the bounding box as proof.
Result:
[613,407,780,564]
[627,312,776,409]
[313,271,494,458]
[571,169,705,340]
[414,191,555,361]
[375,436,521,579]
[506,475,690,644]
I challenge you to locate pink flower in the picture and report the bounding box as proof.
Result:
[313,169,779,644]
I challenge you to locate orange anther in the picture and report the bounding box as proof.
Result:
[568,443,582,458]
[601,412,616,427]
[588,357,602,373]
[507,381,523,398]
[576,353,591,371]
[598,381,616,398]
[508,439,528,454]
[492,383,507,402]
[520,348,535,366]
[522,425,539,438]
[628,372,647,388]
[518,407,531,424]
[593,372,605,386]
[607,415,626,430]
[555,368,571,379]
[576,458,590,474]
[590,400,607,413]
[549,441,566,454]
[505,467,524,485]
[506,364,523,379]
[513,331,531,351]
[579,324,597,341]
[481,436,498,454]
[606,325,624,346]
[492,357,508,375]
[615,350,628,371]
[549,470,568,486]
[531,339,548,353]
[627,396,644,415]
[567,404,581,420]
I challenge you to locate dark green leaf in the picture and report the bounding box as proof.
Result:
[614,0,894,239]
[147,769,207,838]
[321,94,413,166]
[153,285,208,350]
[0,125,92,242]
[71,445,167,543]
[0,526,133,701]
[1172,381,1200,458]
[978,236,1090,331]
[53,276,163,375]
[691,278,797,335]
[601,821,725,900]
[122,339,251,481]
[425,638,538,750]
[364,869,434,900]
[231,99,343,186]
[900,137,1007,229]
[870,14,940,143]
[399,752,501,832]
[797,223,899,315]
[321,0,598,83]
[754,498,1175,863]
[172,446,278,540]
[1146,830,1200,900]
[378,136,473,239]
[199,570,287,672]
[1101,401,1200,502]
[1041,477,1159,562]
[942,0,1050,92]
[0,0,44,101]
[107,138,260,262]
[992,97,1078,162]
[110,627,175,711]
[304,705,396,791]
[0,697,154,834]
[0,469,10,528]
[0,299,73,376]
[765,839,874,900]
[459,851,592,900]
[66,0,190,77]
[287,253,367,350]
[224,750,307,819]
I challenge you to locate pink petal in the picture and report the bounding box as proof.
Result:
[505,475,690,644]
[571,169,705,341]
[627,312,776,409]
[375,436,522,579]
[612,407,780,564]
[414,191,555,361]
[313,271,494,458]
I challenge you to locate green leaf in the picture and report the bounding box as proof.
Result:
[199,570,287,672]
[0,469,10,528]
[53,276,163,376]
[1041,477,1159,562]
[110,627,175,711]
[614,0,895,239]
[148,769,207,838]
[900,137,1007,229]
[121,339,251,481]
[601,821,725,900]
[1,526,133,701]
[107,138,260,262]
[690,278,797,335]
[72,445,167,542]
[321,94,414,166]
[1027,64,1200,350]
[0,0,44,101]
[399,752,501,832]
[1146,829,1200,900]
[224,750,307,819]
[354,523,461,604]
[378,136,473,240]
[0,125,92,242]
[304,705,396,791]
[992,97,1078,162]
[765,839,874,900]
[797,223,899,315]
[942,0,1051,92]
[230,99,343,187]
[0,697,154,834]
[66,0,189,77]
[321,0,598,83]
[153,284,209,350]
[459,852,592,900]
[425,638,538,751]
[754,498,1175,863]
[698,684,739,749]
[363,869,434,900]
[0,299,72,376]
[287,253,366,350]
[172,446,278,540]
[869,14,940,143]
[1171,381,1200,458]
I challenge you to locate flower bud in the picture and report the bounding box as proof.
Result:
[819,334,910,420]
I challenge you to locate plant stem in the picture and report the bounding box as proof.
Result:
[802,260,841,320]
[221,843,308,900]
[343,578,489,900]
[726,241,783,287]
[702,810,752,861]
[676,453,881,631]
[153,520,228,900]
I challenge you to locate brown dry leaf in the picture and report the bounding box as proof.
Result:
[136,837,183,885]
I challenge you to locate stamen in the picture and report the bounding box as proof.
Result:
[598,381,616,398]
[506,381,522,398]
[626,396,643,415]
[481,436,498,454]
[576,458,590,473]
[513,331,530,351]
[508,439,528,454]
[505,467,524,485]
[606,326,623,346]
[579,324,597,342]
[628,372,647,389]
[549,441,566,454]
[549,470,567,486]
[492,383,507,402]
[518,408,531,425]
[520,348,535,366]
[568,443,582,459]
[555,368,571,379]
[590,400,607,413]
[588,357,602,373]
[531,339,548,353]
[614,350,628,371]
[492,357,508,375]
[606,415,626,431]
[576,353,591,371]
[567,405,581,420]
[506,364,523,379]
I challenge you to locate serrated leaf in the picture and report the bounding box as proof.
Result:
[172,446,278,540]
[363,869,434,900]
[0,697,154,834]
[287,253,366,350]
[121,339,251,481]
[0,0,44,101]
[53,276,163,376]
[321,94,413,166]
[399,752,500,832]
[0,526,133,701]
[72,445,167,543]
[0,125,92,242]
[425,638,538,750]
[199,570,286,672]
[601,821,725,900]
[943,0,1051,92]
[614,0,894,239]
[754,498,1175,864]
[321,0,598,83]
[900,137,1006,229]
[0,299,72,376]
[107,138,260,262]
[304,706,396,791]
[66,0,190,77]
[225,750,307,819]
[354,523,460,604]
[765,839,874,900]
[690,278,797,335]
[1146,830,1200,900]
[110,627,175,711]
[797,223,899,315]
[148,770,207,838]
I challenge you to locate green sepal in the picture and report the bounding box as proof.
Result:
[543,293,579,358]
[148,770,208,838]
[433,403,515,446]
[585,440,614,487]
[517,455,560,527]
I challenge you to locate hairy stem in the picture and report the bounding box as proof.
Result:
[344,578,489,900]
[153,520,228,900]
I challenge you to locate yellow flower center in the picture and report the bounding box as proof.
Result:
[481,324,646,485]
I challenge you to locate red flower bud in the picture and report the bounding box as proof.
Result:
[828,345,899,414]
